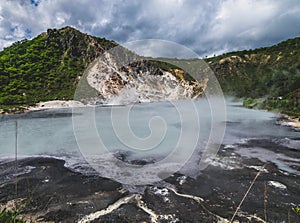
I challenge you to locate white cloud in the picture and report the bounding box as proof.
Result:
[210,0,279,39]
[0,0,299,56]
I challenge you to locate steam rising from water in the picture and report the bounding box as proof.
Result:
[0,99,299,184]
[72,40,226,185]
[1,40,299,186]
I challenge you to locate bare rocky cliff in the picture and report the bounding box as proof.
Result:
[80,51,207,105]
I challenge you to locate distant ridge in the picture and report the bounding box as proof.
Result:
[0,26,299,115]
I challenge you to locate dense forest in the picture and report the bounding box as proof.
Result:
[0,26,299,116]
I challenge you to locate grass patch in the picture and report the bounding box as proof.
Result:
[0,208,26,223]
[292,206,300,216]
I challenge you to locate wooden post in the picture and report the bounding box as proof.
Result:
[264,181,267,222]
[15,120,18,195]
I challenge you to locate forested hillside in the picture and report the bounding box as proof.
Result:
[0,26,116,106]
[206,38,300,116]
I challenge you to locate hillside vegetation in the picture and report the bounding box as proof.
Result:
[0,27,193,112]
[0,26,299,116]
[206,38,300,116]
[0,26,116,107]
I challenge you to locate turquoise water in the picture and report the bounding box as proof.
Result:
[0,99,299,176]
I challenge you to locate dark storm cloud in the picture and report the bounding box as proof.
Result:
[0,0,300,57]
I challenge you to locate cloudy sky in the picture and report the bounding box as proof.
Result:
[1,0,300,57]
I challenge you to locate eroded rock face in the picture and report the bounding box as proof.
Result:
[86,52,207,105]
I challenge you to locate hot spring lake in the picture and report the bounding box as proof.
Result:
[0,98,299,178]
[1,98,300,222]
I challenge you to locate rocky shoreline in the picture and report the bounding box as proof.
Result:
[1,140,300,223]
[276,114,300,130]
[0,157,224,223]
